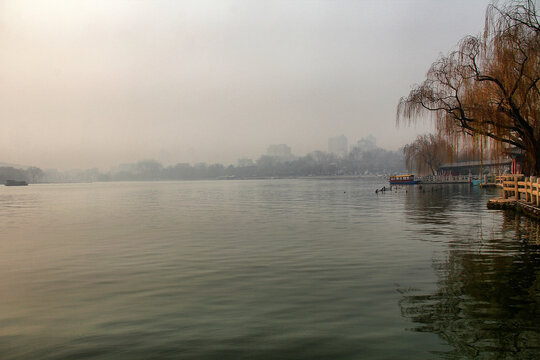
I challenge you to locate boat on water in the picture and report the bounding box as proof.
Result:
[471,178,483,186]
[5,180,28,186]
[389,174,421,185]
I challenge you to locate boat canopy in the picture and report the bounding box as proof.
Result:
[389,175,414,180]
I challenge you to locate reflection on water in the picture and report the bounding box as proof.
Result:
[503,211,540,246]
[399,189,540,359]
[0,181,539,359]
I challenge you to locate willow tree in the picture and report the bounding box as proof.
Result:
[403,134,453,175]
[397,0,540,174]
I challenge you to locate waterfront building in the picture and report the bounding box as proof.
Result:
[438,159,512,176]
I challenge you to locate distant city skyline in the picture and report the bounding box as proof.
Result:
[0,135,388,174]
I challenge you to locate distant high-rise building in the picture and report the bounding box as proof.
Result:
[355,135,377,152]
[266,144,292,158]
[328,135,348,156]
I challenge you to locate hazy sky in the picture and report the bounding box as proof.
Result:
[1,0,492,170]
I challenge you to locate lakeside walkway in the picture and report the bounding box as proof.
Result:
[487,175,540,219]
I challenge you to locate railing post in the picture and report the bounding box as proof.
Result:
[536,177,540,207]
[525,177,527,201]
[526,176,529,202]
[531,177,535,203]
[528,177,532,202]
[525,177,529,202]
[532,177,535,204]
[514,175,519,200]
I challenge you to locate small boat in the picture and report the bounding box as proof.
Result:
[5,180,28,186]
[389,174,420,185]
[471,178,483,186]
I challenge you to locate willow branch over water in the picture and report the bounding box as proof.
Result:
[397,0,540,174]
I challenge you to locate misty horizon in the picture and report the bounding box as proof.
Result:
[1,0,491,170]
[3,2,539,358]
[4,134,391,171]
[1,135,399,173]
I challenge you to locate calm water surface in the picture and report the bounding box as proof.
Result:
[0,179,538,359]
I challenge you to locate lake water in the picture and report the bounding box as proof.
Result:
[0,179,538,359]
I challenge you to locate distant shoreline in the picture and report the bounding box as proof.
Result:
[26,175,387,185]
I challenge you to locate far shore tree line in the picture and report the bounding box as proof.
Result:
[398,0,539,175]
[115,149,403,181]
[1,146,406,184]
[37,147,405,183]
[0,166,44,184]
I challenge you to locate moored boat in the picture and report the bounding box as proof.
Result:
[5,180,28,186]
[389,174,420,185]
[471,178,483,186]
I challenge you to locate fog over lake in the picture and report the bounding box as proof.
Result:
[4,2,539,359]
[1,0,490,170]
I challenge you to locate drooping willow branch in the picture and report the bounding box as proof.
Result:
[397,0,540,174]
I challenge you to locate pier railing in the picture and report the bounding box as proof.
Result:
[418,175,473,184]
[499,174,540,205]
[495,175,506,187]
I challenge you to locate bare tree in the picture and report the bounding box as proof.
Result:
[26,166,44,183]
[403,134,453,175]
[398,0,539,174]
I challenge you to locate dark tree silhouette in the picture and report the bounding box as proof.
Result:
[403,134,453,175]
[398,0,540,174]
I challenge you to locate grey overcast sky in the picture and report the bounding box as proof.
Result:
[1,0,491,170]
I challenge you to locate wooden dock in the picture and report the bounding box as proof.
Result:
[487,175,540,219]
